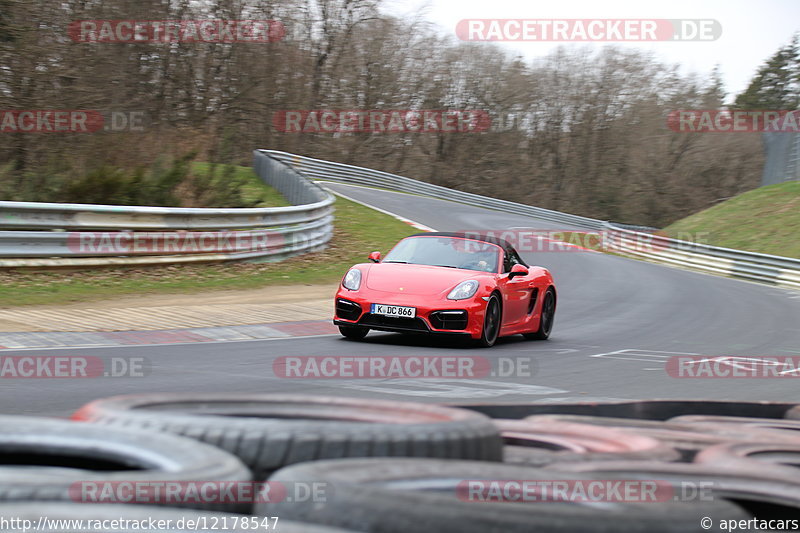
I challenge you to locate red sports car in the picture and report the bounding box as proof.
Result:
[333,232,556,347]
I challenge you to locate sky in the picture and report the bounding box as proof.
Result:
[381,0,800,103]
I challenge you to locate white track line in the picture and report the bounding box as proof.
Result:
[318,183,436,232]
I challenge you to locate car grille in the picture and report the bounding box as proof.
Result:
[336,298,363,321]
[429,310,468,330]
[359,313,429,332]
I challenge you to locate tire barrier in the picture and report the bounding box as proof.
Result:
[694,442,800,482]
[72,394,503,480]
[781,405,800,420]
[2,395,797,528]
[0,416,250,512]
[456,399,798,421]
[522,415,800,461]
[670,415,800,438]
[496,419,681,466]
[254,458,751,533]
[549,460,800,519]
[526,414,800,517]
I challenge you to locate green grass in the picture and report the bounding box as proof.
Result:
[664,181,800,258]
[0,195,418,306]
[189,162,289,207]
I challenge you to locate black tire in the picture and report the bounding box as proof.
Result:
[523,287,555,340]
[673,415,800,425]
[477,294,501,347]
[523,415,800,461]
[694,442,800,482]
[785,406,800,420]
[73,394,503,480]
[338,325,369,340]
[458,399,796,421]
[552,460,800,518]
[254,457,750,532]
[670,415,800,438]
[497,419,681,466]
[0,503,357,532]
[0,416,250,512]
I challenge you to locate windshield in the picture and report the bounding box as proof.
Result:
[383,236,501,273]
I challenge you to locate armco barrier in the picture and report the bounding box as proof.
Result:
[1,150,799,287]
[261,150,606,231]
[262,150,800,291]
[602,223,800,290]
[0,152,334,267]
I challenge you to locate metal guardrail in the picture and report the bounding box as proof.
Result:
[261,150,606,231]
[0,152,334,267]
[603,223,800,290]
[263,150,800,291]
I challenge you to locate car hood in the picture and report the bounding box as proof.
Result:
[364,263,490,295]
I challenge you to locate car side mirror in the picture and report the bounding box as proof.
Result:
[368,251,381,263]
[508,264,529,279]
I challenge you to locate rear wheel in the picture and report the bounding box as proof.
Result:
[339,325,369,340]
[524,287,555,340]
[477,294,501,347]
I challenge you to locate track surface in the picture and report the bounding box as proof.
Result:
[4,184,800,416]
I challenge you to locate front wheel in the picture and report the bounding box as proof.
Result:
[339,325,369,340]
[477,294,502,347]
[524,288,555,340]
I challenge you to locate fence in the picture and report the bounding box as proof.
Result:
[762,132,800,186]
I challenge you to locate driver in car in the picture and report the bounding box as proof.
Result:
[462,250,496,272]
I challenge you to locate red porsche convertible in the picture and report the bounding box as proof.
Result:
[333,232,556,347]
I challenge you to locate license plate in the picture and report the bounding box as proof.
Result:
[371,304,416,318]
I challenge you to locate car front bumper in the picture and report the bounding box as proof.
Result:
[333,291,486,339]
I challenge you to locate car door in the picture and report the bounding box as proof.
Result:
[497,249,535,326]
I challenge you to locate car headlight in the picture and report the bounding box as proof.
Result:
[447,280,479,300]
[342,268,362,290]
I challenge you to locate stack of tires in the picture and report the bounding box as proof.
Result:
[2,394,799,532]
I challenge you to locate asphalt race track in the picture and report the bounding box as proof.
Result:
[4,183,800,416]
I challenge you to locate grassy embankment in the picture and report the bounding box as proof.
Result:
[663,180,800,258]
